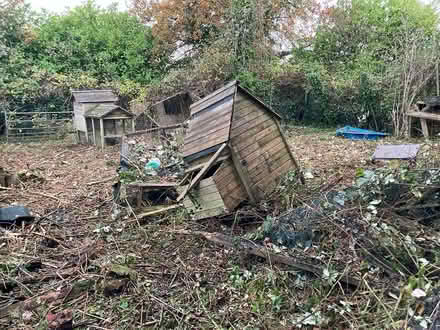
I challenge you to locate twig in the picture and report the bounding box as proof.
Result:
[363,277,398,330]
[30,191,60,202]
[86,176,117,186]
[31,232,70,249]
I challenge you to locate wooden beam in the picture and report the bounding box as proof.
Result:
[100,118,105,150]
[274,120,305,184]
[177,143,227,202]
[91,118,96,146]
[184,156,230,174]
[137,205,181,219]
[124,124,183,137]
[229,144,257,204]
[407,111,440,121]
[421,119,429,138]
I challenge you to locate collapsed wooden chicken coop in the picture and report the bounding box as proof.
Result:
[178,80,303,219]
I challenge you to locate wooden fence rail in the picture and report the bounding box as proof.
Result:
[3,111,73,143]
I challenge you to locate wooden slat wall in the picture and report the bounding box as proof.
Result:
[230,92,295,199]
[73,103,87,132]
[179,178,226,220]
[213,158,247,210]
[183,87,235,158]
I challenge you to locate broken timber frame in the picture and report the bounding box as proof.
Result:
[177,143,227,202]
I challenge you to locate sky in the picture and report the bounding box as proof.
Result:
[28,0,127,13]
[27,0,435,13]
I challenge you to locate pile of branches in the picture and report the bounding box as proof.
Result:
[183,165,440,328]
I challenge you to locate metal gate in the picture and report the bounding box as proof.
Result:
[4,111,73,142]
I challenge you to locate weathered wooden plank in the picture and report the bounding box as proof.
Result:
[213,159,236,182]
[230,145,255,204]
[178,144,227,202]
[185,124,230,148]
[191,184,222,196]
[247,144,289,175]
[407,111,440,121]
[244,138,285,168]
[137,205,181,218]
[184,127,230,155]
[188,99,233,129]
[192,206,226,220]
[185,118,231,145]
[230,117,275,145]
[222,188,247,210]
[231,107,269,129]
[249,152,291,183]
[184,155,230,174]
[183,135,229,158]
[190,191,224,204]
[233,101,262,119]
[191,88,235,115]
[421,119,429,137]
[232,125,278,153]
[230,112,272,138]
[238,131,280,160]
[252,157,293,190]
[127,182,177,188]
[191,83,236,114]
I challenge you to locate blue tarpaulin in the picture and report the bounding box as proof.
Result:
[336,126,389,140]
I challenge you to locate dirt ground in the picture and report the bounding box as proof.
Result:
[0,128,438,329]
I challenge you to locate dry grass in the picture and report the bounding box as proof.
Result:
[1,128,440,329]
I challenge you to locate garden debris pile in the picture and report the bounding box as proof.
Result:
[239,162,440,328]
[119,127,186,184]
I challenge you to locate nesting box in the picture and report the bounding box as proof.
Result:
[72,89,118,143]
[181,80,302,219]
[84,104,135,148]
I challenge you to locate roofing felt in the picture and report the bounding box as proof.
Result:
[84,104,133,119]
[72,90,118,103]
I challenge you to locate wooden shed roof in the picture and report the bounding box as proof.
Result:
[84,104,133,119]
[183,80,281,160]
[72,89,118,103]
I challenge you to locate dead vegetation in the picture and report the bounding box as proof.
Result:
[2,129,440,329]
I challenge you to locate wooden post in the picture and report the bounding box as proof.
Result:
[4,111,8,144]
[131,118,135,133]
[85,119,89,144]
[122,119,126,134]
[407,115,412,138]
[421,119,429,138]
[91,118,96,146]
[274,120,305,184]
[100,118,105,150]
[177,143,227,202]
[229,144,257,204]
[436,61,439,96]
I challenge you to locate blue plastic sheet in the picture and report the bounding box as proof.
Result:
[336,126,389,140]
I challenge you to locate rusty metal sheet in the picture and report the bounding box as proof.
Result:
[372,144,420,160]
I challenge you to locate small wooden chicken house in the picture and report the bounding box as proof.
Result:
[72,89,118,143]
[179,80,303,220]
[84,104,135,149]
